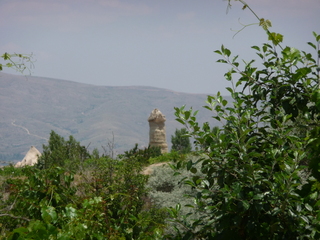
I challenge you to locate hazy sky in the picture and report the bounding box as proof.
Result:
[1,0,319,94]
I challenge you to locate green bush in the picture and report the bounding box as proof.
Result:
[1,155,167,239]
[0,164,26,178]
[170,34,320,239]
[120,143,162,165]
[36,130,90,170]
[168,2,320,238]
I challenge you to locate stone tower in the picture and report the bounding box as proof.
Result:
[148,108,168,153]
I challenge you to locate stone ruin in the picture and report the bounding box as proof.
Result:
[15,146,41,167]
[148,108,168,153]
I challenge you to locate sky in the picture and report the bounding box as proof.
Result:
[1,0,319,95]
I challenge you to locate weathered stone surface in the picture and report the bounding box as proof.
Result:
[148,109,168,153]
[15,146,41,167]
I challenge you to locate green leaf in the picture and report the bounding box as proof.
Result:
[251,46,260,51]
[296,203,302,212]
[232,55,239,63]
[217,59,228,63]
[241,200,250,210]
[222,99,228,106]
[224,48,231,57]
[2,52,10,60]
[184,204,195,208]
[305,203,313,211]
[226,87,234,94]
[307,42,316,50]
[268,32,283,45]
[259,18,272,30]
[300,215,309,224]
[313,31,318,38]
[288,209,296,217]
[203,105,213,111]
[185,110,190,120]
[253,193,264,200]
[187,160,193,170]
[65,206,77,219]
[202,179,210,187]
[224,71,233,81]
[190,167,197,174]
[11,227,29,235]
[314,31,320,42]
[310,192,318,199]
[175,118,185,125]
[41,206,57,224]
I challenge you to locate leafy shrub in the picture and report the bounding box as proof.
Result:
[36,130,90,170]
[1,154,167,239]
[120,143,162,165]
[166,0,320,237]
[0,166,76,235]
[170,31,320,239]
[0,164,26,178]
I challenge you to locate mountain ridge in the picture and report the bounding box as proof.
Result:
[0,72,228,163]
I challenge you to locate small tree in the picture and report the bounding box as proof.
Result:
[169,1,320,239]
[37,130,89,170]
[171,128,192,154]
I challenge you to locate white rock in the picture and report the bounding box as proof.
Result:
[15,146,41,167]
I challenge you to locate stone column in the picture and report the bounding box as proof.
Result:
[148,108,168,153]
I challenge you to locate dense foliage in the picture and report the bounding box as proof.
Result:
[171,29,320,240]
[171,128,192,154]
[0,134,168,239]
[120,143,162,165]
[37,130,90,170]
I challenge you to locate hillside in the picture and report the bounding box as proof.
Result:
[0,73,229,163]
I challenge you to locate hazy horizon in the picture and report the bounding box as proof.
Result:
[1,0,319,95]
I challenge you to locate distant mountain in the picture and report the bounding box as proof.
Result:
[0,72,230,163]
